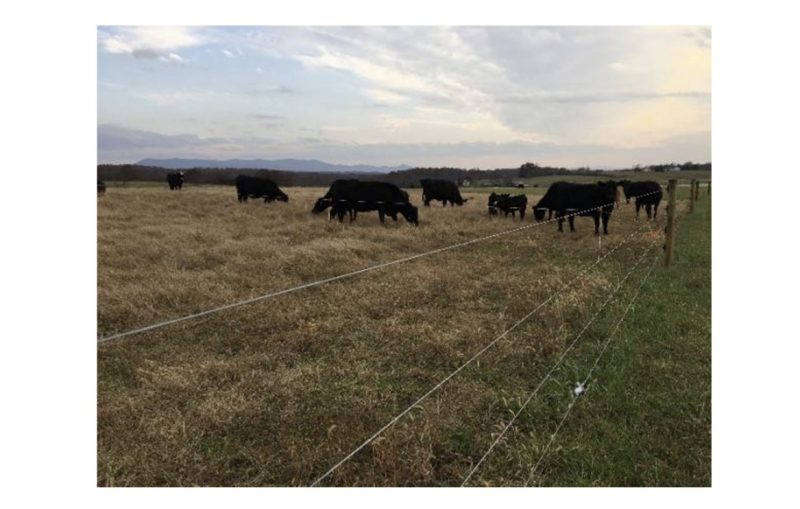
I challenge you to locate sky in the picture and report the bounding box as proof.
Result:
[97,26,711,169]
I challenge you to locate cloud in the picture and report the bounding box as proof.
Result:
[499,90,710,104]
[363,88,409,105]
[683,27,711,48]
[98,26,206,63]
[98,124,220,150]
[134,90,219,105]
[99,27,710,166]
[251,114,286,120]
[158,53,184,64]
[243,85,295,95]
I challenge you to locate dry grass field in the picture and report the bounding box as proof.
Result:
[97,184,692,486]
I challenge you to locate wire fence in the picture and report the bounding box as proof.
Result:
[523,249,660,487]
[98,189,663,344]
[309,225,657,487]
[460,240,658,486]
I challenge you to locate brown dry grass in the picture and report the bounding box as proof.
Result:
[98,184,664,486]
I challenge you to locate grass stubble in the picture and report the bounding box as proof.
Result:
[97,184,708,486]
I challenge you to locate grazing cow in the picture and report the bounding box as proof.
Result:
[533,181,619,234]
[235,175,289,203]
[315,180,418,225]
[487,192,506,215]
[420,179,468,206]
[166,172,184,190]
[312,179,359,220]
[97,180,106,195]
[490,193,528,220]
[619,180,663,220]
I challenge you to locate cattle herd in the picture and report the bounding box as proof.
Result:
[97,173,664,234]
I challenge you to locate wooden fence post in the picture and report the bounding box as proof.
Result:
[695,180,701,200]
[708,181,711,196]
[689,179,695,213]
[665,179,677,267]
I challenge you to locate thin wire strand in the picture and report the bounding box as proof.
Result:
[524,250,660,487]
[309,224,654,487]
[460,240,657,486]
[98,190,662,344]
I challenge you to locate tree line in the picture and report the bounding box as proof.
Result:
[97,161,711,188]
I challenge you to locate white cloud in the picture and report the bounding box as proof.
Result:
[221,49,235,58]
[362,88,409,105]
[158,53,184,64]
[117,26,204,51]
[101,34,133,54]
[99,27,206,63]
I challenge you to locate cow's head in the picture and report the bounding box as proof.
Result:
[533,207,548,221]
[311,197,331,214]
[276,192,289,202]
[401,204,419,226]
[454,197,468,206]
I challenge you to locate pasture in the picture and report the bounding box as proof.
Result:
[97,183,709,486]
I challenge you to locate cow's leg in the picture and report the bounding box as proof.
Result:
[654,203,659,219]
[569,215,576,232]
[548,209,553,220]
[646,204,653,219]
[602,211,611,234]
[378,208,386,224]
[635,201,641,219]
[520,208,526,220]
[557,212,564,232]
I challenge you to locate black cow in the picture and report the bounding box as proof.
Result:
[235,175,289,203]
[97,180,106,195]
[488,193,527,220]
[315,181,418,225]
[487,192,505,215]
[166,172,184,190]
[312,179,359,220]
[620,180,663,220]
[533,181,619,234]
[420,179,468,206]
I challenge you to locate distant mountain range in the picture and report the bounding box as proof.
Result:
[136,158,413,173]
